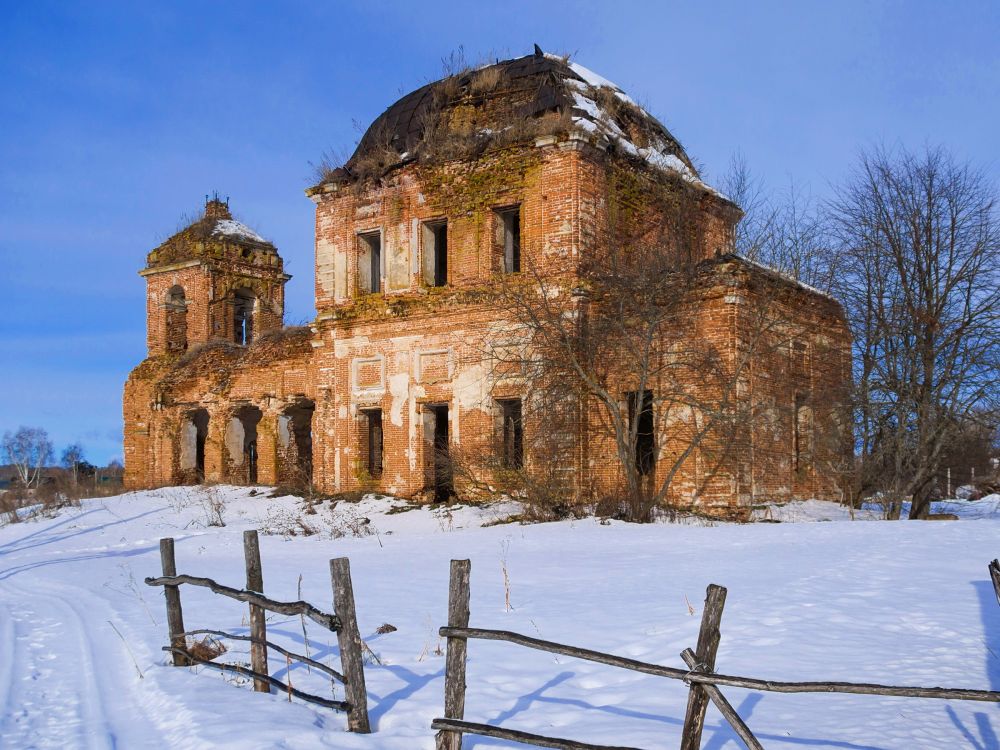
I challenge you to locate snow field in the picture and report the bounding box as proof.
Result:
[0,487,997,749]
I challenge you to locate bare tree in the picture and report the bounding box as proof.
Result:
[472,170,824,522]
[61,443,85,486]
[828,145,1000,518]
[720,152,774,263]
[2,426,54,489]
[721,154,837,293]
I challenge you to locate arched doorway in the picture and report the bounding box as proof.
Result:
[179,408,209,482]
[226,405,263,484]
[279,399,315,488]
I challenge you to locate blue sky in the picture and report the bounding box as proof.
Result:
[1,1,998,465]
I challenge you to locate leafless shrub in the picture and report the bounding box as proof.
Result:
[449,427,583,523]
[309,146,352,186]
[252,325,311,345]
[173,338,241,368]
[439,46,471,79]
[187,634,227,662]
[470,66,503,94]
[324,502,377,539]
[500,538,513,612]
[0,492,21,525]
[361,641,383,665]
[260,505,318,539]
[202,487,226,527]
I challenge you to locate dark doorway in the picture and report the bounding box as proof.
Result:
[282,400,314,487]
[191,409,209,482]
[362,408,384,479]
[427,404,453,501]
[246,441,258,484]
[496,398,523,469]
[235,405,262,484]
[627,390,655,477]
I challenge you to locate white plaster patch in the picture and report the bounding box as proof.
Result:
[388,372,409,427]
[410,218,420,277]
[316,237,336,300]
[277,415,291,449]
[334,246,348,301]
[225,417,245,465]
[179,420,197,470]
[334,335,370,358]
[454,361,488,410]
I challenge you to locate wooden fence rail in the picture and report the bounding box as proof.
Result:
[144,531,371,733]
[433,559,1000,750]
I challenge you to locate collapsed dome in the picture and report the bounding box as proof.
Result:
[323,46,705,188]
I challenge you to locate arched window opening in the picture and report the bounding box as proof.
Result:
[279,399,314,487]
[226,405,262,484]
[233,288,256,346]
[179,408,209,482]
[165,286,188,352]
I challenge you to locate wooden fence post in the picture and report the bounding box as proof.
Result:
[160,537,191,666]
[680,584,727,750]
[244,530,269,693]
[436,559,471,750]
[680,649,763,750]
[989,559,1000,607]
[330,557,371,733]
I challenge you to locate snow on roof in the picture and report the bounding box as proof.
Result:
[734,254,838,302]
[568,92,725,198]
[549,55,727,200]
[212,219,267,244]
[341,50,730,202]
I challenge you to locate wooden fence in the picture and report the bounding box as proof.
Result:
[144,530,371,733]
[432,559,1000,750]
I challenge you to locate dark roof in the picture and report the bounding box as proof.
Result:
[328,48,696,185]
[355,53,577,158]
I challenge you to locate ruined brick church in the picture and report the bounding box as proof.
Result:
[124,49,851,516]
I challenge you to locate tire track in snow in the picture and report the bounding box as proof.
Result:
[0,596,17,728]
[0,584,107,748]
[0,576,166,749]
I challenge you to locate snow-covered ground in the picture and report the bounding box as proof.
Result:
[0,487,997,749]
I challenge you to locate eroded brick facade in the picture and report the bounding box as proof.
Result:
[124,53,851,516]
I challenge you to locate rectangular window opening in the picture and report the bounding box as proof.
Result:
[497,206,521,273]
[363,408,383,479]
[627,390,655,477]
[497,399,524,470]
[358,232,382,294]
[422,220,448,287]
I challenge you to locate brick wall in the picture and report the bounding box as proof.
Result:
[125,137,851,516]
